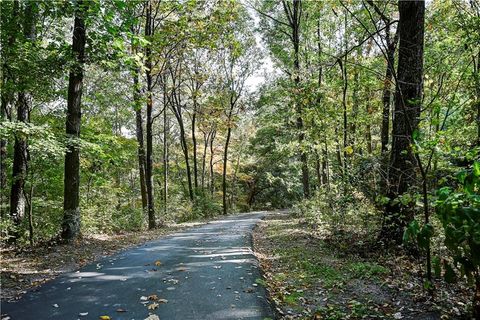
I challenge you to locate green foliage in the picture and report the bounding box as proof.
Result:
[403,220,434,251]
[192,192,222,220]
[294,183,380,235]
[436,161,480,283]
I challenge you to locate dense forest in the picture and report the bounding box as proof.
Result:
[1,0,480,319]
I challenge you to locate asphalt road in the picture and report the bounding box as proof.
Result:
[1,212,274,320]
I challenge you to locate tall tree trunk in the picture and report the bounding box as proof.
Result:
[0,1,19,219]
[132,68,148,214]
[229,144,243,208]
[209,129,216,195]
[341,12,348,176]
[177,113,194,201]
[380,25,398,153]
[378,22,399,154]
[317,19,329,189]
[10,92,30,227]
[283,0,309,198]
[10,1,35,239]
[25,174,34,247]
[10,92,29,231]
[294,2,310,199]
[62,0,86,240]
[350,68,359,153]
[170,70,194,202]
[222,117,233,215]
[192,100,198,191]
[169,62,194,202]
[163,81,168,217]
[335,126,343,170]
[144,1,155,229]
[201,129,212,190]
[381,0,425,243]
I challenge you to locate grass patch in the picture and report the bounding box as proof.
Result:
[299,260,343,287]
[284,291,304,306]
[347,261,389,279]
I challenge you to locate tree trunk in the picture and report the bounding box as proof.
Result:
[294,1,310,199]
[144,1,155,229]
[163,81,168,217]
[283,0,309,198]
[10,93,29,230]
[62,0,86,240]
[316,19,328,189]
[26,179,34,246]
[0,1,19,219]
[381,0,425,243]
[177,112,194,201]
[350,69,359,152]
[210,129,216,195]
[335,126,343,170]
[340,12,348,176]
[9,1,35,240]
[201,129,211,190]
[222,124,232,215]
[192,100,198,191]
[380,23,399,153]
[132,68,148,214]
[365,0,398,153]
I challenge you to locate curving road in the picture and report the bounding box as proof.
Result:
[1,212,274,320]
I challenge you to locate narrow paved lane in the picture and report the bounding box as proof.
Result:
[1,212,274,320]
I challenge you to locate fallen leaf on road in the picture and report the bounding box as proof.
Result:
[52,304,59,308]
[147,302,159,310]
[78,312,88,316]
[99,316,111,320]
[144,315,160,320]
[158,298,168,303]
[140,296,148,301]
[154,260,162,266]
[148,294,158,301]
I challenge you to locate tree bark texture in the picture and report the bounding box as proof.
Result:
[62,0,86,240]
